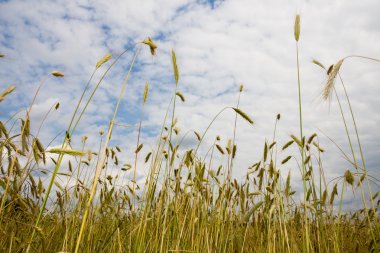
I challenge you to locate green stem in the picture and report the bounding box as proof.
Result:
[74,46,141,253]
[296,42,309,253]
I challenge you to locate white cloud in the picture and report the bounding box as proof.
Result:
[1,0,379,211]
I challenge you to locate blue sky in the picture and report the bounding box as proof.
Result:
[1,0,379,210]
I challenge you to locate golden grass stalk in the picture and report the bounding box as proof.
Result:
[96,53,112,69]
[285,171,291,197]
[312,141,324,152]
[142,37,157,55]
[172,49,179,85]
[143,82,149,103]
[215,144,224,154]
[290,134,303,148]
[46,148,86,156]
[344,170,354,186]
[294,14,300,42]
[0,121,9,138]
[194,131,201,141]
[51,71,65,77]
[175,91,185,102]
[307,133,317,144]
[281,155,292,164]
[322,59,344,101]
[232,108,254,124]
[2,18,379,252]
[329,183,338,205]
[74,46,141,253]
[135,143,143,154]
[282,140,294,150]
[0,85,16,102]
[312,59,326,70]
[243,201,263,222]
[145,152,152,163]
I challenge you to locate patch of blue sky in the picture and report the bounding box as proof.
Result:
[175,2,194,16]
[197,0,224,9]
[20,16,61,51]
[213,83,239,98]
[101,24,111,36]
[78,4,96,13]
[0,21,13,49]
[62,4,96,22]
[154,31,167,42]
[0,32,13,49]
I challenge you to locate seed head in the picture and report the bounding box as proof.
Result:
[232,107,254,124]
[143,82,149,103]
[51,71,64,77]
[344,170,354,186]
[312,59,326,70]
[96,53,112,69]
[172,49,179,85]
[0,85,16,102]
[175,91,185,102]
[142,37,157,56]
[294,15,301,42]
[322,59,344,101]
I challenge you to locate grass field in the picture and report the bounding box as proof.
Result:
[0,15,379,253]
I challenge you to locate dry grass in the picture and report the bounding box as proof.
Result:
[0,19,379,253]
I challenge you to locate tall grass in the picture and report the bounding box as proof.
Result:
[0,16,379,253]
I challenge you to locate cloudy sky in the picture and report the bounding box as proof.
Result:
[1,0,379,210]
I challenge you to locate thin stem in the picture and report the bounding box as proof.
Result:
[296,42,310,253]
[74,46,141,253]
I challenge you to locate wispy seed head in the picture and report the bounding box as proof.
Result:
[322,59,344,101]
